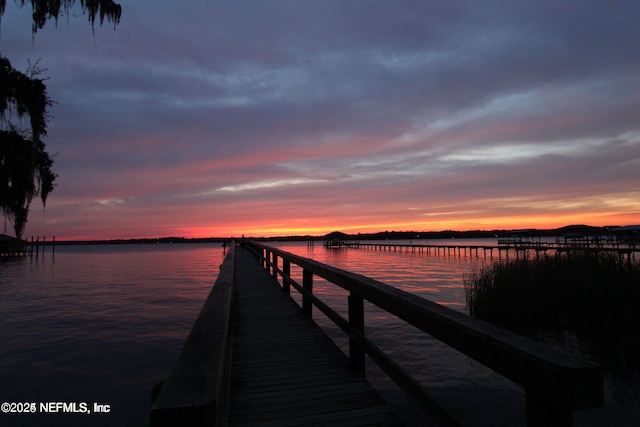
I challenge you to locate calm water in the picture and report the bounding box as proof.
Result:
[1,243,225,426]
[1,240,638,426]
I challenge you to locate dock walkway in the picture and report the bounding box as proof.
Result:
[228,246,402,426]
[151,245,402,426]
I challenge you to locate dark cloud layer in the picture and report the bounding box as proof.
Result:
[2,1,639,239]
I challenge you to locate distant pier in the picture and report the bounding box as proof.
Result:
[331,239,639,261]
[0,235,54,258]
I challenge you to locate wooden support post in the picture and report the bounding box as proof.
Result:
[302,269,313,317]
[348,293,365,375]
[283,260,291,295]
[271,252,278,279]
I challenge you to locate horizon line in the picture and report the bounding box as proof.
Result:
[24,223,639,244]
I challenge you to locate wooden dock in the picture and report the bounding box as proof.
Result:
[151,244,402,426]
[0,235,53,258]
[228,246,402,426]
[151,241,604,427]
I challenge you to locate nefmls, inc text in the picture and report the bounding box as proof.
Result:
[39,402,110,414]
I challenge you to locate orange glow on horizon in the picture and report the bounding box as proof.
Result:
[139,211,638,241]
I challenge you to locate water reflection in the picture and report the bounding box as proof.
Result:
[1,243,225,426]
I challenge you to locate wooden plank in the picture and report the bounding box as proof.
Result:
[230,380,378,403]
[228,246,401,426]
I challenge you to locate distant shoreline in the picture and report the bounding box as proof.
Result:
[46,224,638,246]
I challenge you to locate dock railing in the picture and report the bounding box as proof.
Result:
[243,240,603,427]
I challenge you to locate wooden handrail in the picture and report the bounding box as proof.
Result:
[243,241,603,427]
[151,243,235,427]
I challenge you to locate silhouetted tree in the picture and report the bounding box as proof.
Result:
[0,1,121,239]
[0,55,55,240]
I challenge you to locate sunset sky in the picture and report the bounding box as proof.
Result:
[2,1,639,240]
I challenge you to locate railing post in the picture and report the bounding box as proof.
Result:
[271,252,278,279]
[348,292,365,375]
[302,269,313,317]
[283,260,291,295]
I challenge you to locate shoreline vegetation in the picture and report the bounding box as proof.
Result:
[465,251,640,409]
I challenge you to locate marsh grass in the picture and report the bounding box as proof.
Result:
[465,251,640,408]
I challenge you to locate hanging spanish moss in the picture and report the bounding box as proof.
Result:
[0,0,122,34]
[0,54,56,240]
